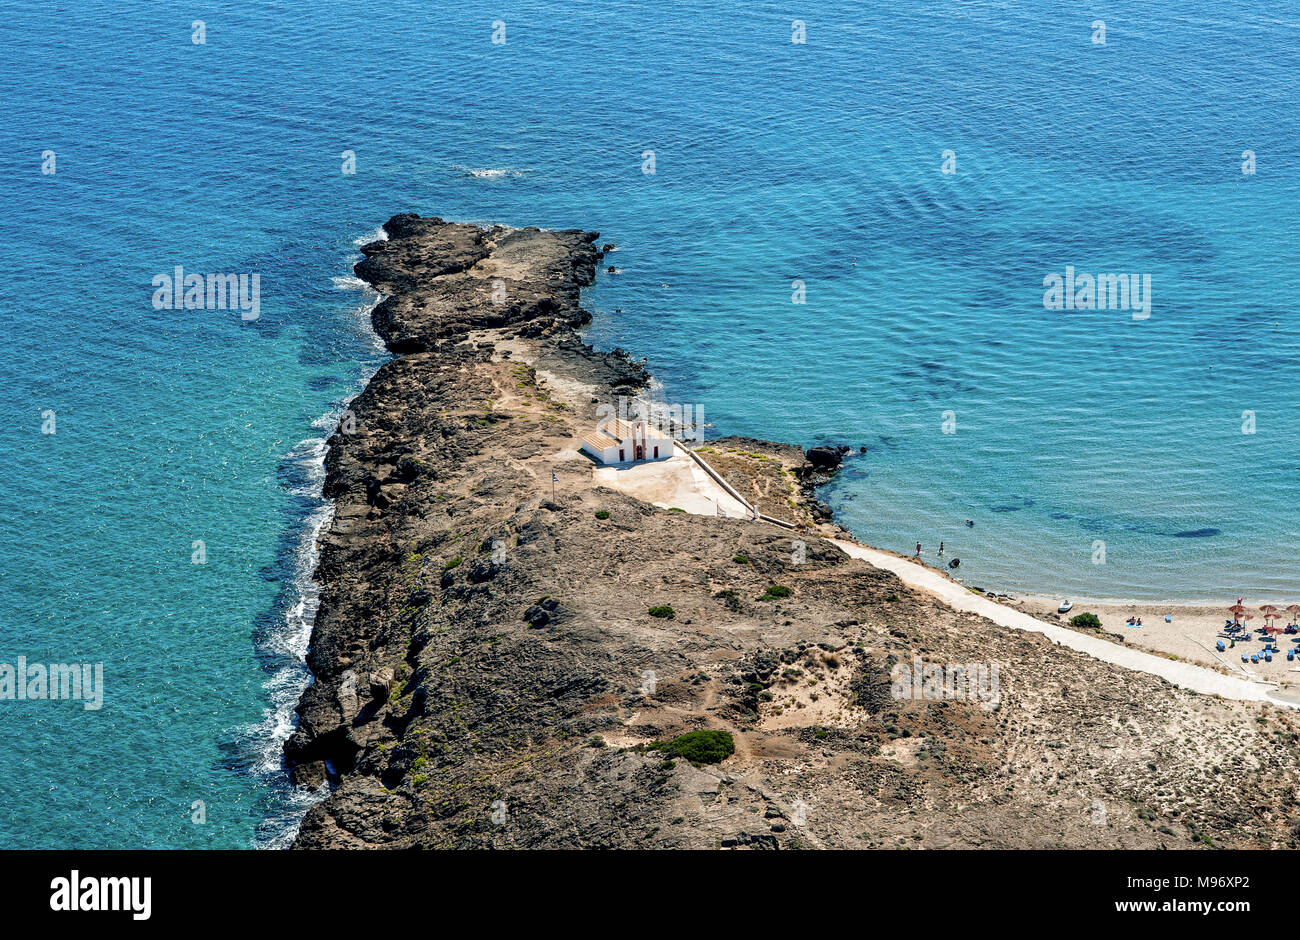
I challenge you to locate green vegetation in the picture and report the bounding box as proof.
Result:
[595,509,610,519]
[758,584,792,601]
[648,605,676,619]
[1070,612,1102,629]
[732,554,749,564]
[443,556,463,571]
[885,593,899,602]
[646,730,735,766]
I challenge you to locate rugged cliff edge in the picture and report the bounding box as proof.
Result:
[286,215,1300,849]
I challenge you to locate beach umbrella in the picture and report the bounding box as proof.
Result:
[1228,603,1247,615]
[1286,604,1300,624]
[1259,604,1279,614]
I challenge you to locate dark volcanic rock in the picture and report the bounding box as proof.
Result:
[355,216,603,353]
[805,445,847,471]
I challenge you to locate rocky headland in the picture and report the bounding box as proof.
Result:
[284,214,1300,849]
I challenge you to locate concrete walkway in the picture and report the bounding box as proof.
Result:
[830,539,1299,711]
[592,452,750,518]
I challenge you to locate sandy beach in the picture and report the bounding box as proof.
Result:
[1016,596,1300,690]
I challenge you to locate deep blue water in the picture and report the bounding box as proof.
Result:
[1,0,1298,847]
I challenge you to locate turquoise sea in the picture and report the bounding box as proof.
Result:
[1,0,1297,847]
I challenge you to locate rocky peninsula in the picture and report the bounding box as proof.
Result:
[285,215,1300,849]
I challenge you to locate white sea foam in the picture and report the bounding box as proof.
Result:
[333,274,388,352]
[355,292,387,352]
[250,236,391,849]
[353,226,388,245]
[453,164,527,180]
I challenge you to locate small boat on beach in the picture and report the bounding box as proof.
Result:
[1057,600,1073,614]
